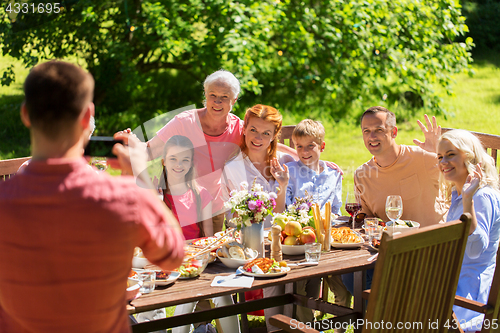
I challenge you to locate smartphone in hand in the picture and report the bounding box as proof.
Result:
[84,136,124,157]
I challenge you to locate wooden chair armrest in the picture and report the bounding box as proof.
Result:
[454,295,491,314]
[269,314,320,333]
[362,289,371,300]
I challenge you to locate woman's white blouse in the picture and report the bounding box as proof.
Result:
[222,151,291,227]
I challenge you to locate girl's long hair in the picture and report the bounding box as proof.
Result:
[240,104,282,165]
[160,135,204,238]
[439,129,499,203]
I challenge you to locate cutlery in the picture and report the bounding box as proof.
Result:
[367,253,378,262]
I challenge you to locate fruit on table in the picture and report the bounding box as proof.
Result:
[299,228,316,244]
[274,215,287,230]
[284,221,302,236]
[284,235,299,245]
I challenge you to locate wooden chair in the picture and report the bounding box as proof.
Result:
[280,125,296,148]
[270,213,472,333]
[0,157,31,181]
[451,248,500,333]
[442,128,500,175]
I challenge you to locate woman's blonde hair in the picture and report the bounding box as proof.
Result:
[160,135,205,237]
[240,104,282,165]
[439,129,499,203]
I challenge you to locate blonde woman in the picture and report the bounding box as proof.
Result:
[437,129,500,331]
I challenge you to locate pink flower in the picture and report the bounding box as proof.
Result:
[248,200,257,211]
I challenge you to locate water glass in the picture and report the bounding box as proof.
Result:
[364,218,379,241]
[138,270,156,294]
[365,217,383,244]
[305,242,322,263]
[90,157,108,172]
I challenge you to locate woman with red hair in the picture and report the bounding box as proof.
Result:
[223,104,293,221]
[223,104,293,332]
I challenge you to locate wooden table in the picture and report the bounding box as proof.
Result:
[128,242,376,333]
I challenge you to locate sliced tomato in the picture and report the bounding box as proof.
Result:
[191,259,203,268]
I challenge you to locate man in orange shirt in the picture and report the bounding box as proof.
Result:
[0,61,184,333]
[354,106,447,226]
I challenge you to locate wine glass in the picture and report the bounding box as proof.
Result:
[385,195,403,230]
[90,157,108,172]
[345,190,362,229]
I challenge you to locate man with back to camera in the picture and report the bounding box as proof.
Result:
[354,106,447,227]
[0,60,185,333]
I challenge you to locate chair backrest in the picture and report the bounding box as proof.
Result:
[279,125,296,148]
[0,157,31,182]
[362,213,471,333]
[441,128,500,176]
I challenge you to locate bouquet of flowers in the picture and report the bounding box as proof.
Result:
[285,192,315,227]
[224,179,277,230]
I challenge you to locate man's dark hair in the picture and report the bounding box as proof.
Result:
[23,60,94,140]
[360,106,396,128]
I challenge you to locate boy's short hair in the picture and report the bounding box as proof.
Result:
[292,119,325,144]
[23,60,94,140]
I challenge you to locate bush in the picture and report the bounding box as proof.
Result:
[1,0,473,133]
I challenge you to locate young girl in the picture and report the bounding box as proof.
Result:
[159,135,213,239]
[159,135,240,333]
[438,129,500,331]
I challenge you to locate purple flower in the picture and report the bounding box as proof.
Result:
[299,203,309,211]
[256,200,263,208]
[270,198,276,208]
[248,200,257,211]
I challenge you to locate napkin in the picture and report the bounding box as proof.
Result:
[211,274,254,288]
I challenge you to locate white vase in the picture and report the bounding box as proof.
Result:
[241,222,264,258]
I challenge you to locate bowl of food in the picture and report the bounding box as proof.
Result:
[385,220,420,236]
[216,242,258,268]
[281,244,306,255]
[128,269,143,288]
[176,252,210,279]
[132,247,151,269]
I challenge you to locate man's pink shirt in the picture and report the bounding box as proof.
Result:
[0,158,185,333]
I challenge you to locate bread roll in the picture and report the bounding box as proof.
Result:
[229,246,246,260]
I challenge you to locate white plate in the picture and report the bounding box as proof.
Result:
[130,269,181,286]
[281,244,306,255]
[216,248,258,269]
[384,221,420,236]
[155,271,180,286]
[330,230,364,249]
[236,266,290,278]
[331,242,363,249]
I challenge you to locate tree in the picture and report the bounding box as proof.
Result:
[1,0,473,132]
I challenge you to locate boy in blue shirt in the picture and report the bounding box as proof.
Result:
[285,119,351,323]
[286,119,342,216]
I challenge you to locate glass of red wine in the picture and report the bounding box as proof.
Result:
[345,191,362,229]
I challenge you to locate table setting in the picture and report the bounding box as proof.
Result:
[127,189,423,331]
